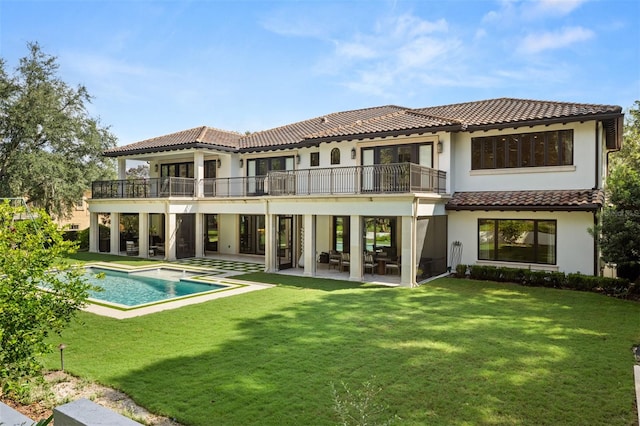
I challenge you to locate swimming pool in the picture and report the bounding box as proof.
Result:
[84,267,228,308]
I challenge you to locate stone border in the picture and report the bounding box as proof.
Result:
[634,365,640,425]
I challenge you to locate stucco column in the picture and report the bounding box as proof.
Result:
[303,214,316,276]
[194,151,204,198]
[117,159,126,180]
[349,215,363,281]
[166,213,177,261]
[139,213,149,258]
[89,211,99,252]
[400,215,416,287]
[110,212,120,255]
[195,213,204,257]
[264,213,277,272]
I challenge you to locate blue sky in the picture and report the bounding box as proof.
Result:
[1,0,639,146]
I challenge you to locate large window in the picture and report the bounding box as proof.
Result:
[478,219,557,264]
[364,217,397,256]
[472,130,573,170]
[160,162,194,178]
[362,143,433,167]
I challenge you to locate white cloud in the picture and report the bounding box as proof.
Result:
[519,26,595,54]
[526,0,588,18]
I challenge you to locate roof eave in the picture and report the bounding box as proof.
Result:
[303,124,462,145]
[444,204,601,212]
[104,142,238,157]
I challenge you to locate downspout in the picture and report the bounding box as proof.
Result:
[593,122,601,276]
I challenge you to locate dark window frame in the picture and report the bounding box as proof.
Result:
[160,161,194,178]
[478,218,557,265]
[472,130,573,170]
[330,148,341,165]
[310,152,320,167]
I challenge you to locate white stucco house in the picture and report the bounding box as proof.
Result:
[87,98,623,287]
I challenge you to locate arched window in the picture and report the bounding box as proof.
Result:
[330,148,341,165]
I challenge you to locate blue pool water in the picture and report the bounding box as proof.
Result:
[85,267,226,307]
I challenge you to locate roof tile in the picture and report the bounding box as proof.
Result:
[445,189,604,211]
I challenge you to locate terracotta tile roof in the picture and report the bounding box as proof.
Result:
[414,98,622,130]
[105,126,241,156]
[303,110,460,140]
[445,189,604,211]
[238,105,407,150]
[106,98,622,155]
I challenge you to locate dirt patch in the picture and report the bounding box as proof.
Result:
[1,371,182,425]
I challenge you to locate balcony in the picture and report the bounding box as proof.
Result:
[91,163,446,199]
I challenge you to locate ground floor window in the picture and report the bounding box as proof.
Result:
[240,215,265,255]
[333,216,350,252]
[205,214,218,252]
[478,219,557,264]
[364,217,396,256]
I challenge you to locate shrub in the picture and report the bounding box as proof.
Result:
[455,264,634,300]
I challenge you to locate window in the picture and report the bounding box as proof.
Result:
[310,152,320,167]
[161,162,194,178]
[333,216,350,252]
[478,219,557,264]
[362,143,433,167]
[471,130,573,170]
[331,148,341,165]
[364,217,397,255]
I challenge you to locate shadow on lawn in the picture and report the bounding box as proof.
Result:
[107,279,638,426]
[234,272,390,291]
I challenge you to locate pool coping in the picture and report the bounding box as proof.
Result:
[80,262,274,319]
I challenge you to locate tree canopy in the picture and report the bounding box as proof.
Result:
[0,42,116,219]
[596,101,640,281]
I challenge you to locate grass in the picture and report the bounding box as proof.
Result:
[42,269,640,425]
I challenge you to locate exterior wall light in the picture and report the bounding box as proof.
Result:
[218,159,222,168]
[296,154,301,164]
[154,163,158,172]
[239,158,244,168]
[351,147,356,159]
[437,141,443,153]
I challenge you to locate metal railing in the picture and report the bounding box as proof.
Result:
[92,163,446,199]
[92,177,195,199]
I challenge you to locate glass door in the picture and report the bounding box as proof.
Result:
[278,216,293,269]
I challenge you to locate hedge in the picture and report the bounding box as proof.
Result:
[454,264,637,299]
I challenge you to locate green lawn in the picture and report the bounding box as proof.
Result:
[43,271,640,425]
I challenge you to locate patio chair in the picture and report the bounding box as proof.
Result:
[386,256,400,275]
[341,252,351,272]
[126,241,139,256]
[328,250,341,270]
[364,252,375,275]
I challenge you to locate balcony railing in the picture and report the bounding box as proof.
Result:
[92,163,446,199]
[92,177,195,199]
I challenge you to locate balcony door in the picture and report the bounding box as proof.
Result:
[246,156,294,195]
[361,143,433,192]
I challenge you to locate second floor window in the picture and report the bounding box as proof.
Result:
[472,129,573,170]
[161,162,194,178]
[310,152,320,167]
[330,148,341,165]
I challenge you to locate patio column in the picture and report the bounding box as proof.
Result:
[303,214,316,277]
[195,213,204,257]
[139,213,150,258]
[400,215,416,287]
[110,212,120,255]
[349,215,363,281]
[166,213,177,261]
[194,151,204,198]
[264,213,277,272]
[89,212,99,252]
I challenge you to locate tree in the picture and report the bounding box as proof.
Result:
[0,42,117,219]
[0,201,92,398]
[596,101,640,281]
[126,163,150,179]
